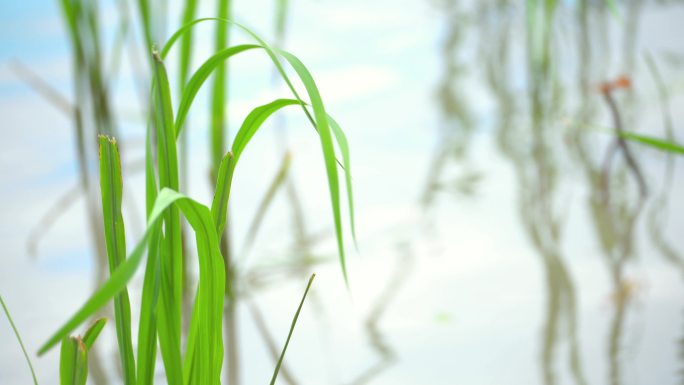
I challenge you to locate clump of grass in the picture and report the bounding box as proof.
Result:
[28,18,354,384]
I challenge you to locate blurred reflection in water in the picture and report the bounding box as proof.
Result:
[428,0,684,384]
[423,0,478,207]
[346,242,414,385]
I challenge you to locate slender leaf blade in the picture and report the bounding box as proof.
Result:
[98,135,136,385]
[269,274,315,385]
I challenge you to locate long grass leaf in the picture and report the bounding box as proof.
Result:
[152,50,184,385]
[269,274,315,385]
[0,295,39,385]
[275,50,347,283]
[163,18,353,282]
[173,192,226,384]
[162,18,349,170]
[98,135,136,385]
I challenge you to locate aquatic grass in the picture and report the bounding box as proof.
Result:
[162,17,356,282]
[34,18,354,385]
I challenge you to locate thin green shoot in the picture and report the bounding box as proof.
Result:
[269,274,315,385]
[0,295,39,385]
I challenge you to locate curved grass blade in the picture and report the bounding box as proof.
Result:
[210,98,356,281]
[166,18,354,282]
[269,274,315,385]
[38,189,224,358]
[60,337,88,385]
[211,99,300,236]
[82,318,107,350]
[98,135,136,385]
[329,116,357,249]
[174,44,260,136]
[276,50,347,283]
[0,295,39,385]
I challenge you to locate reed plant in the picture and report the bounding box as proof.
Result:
[3,9,355,384]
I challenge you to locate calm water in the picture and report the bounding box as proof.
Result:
[1,0,684,384]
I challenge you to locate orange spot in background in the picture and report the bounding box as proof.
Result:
[614,75,631,89]
[598,75,632,94]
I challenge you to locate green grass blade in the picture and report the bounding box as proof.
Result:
[212,151,234,236]
[0,295,39,385]
[172,192,226,384]
[242,151,291,255]
[211,99,300,235]
[165,19,354,282]
[98,135,136,385]
[619,131,684,156]
[177,0,199,192]
[60,337,88,385]
[145,121,158,216]
[138,118,161,384]
[136,221,161,384]
[39,189,224,358]
[162,18,349,168]
[39,220,159,355]
[174,44,260,136]
[276,50,347,284]
[160,19,313,133]
[269,274,315,385]
[328,116,357,249]
[152,50,184,385]
[82,318,107,351]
